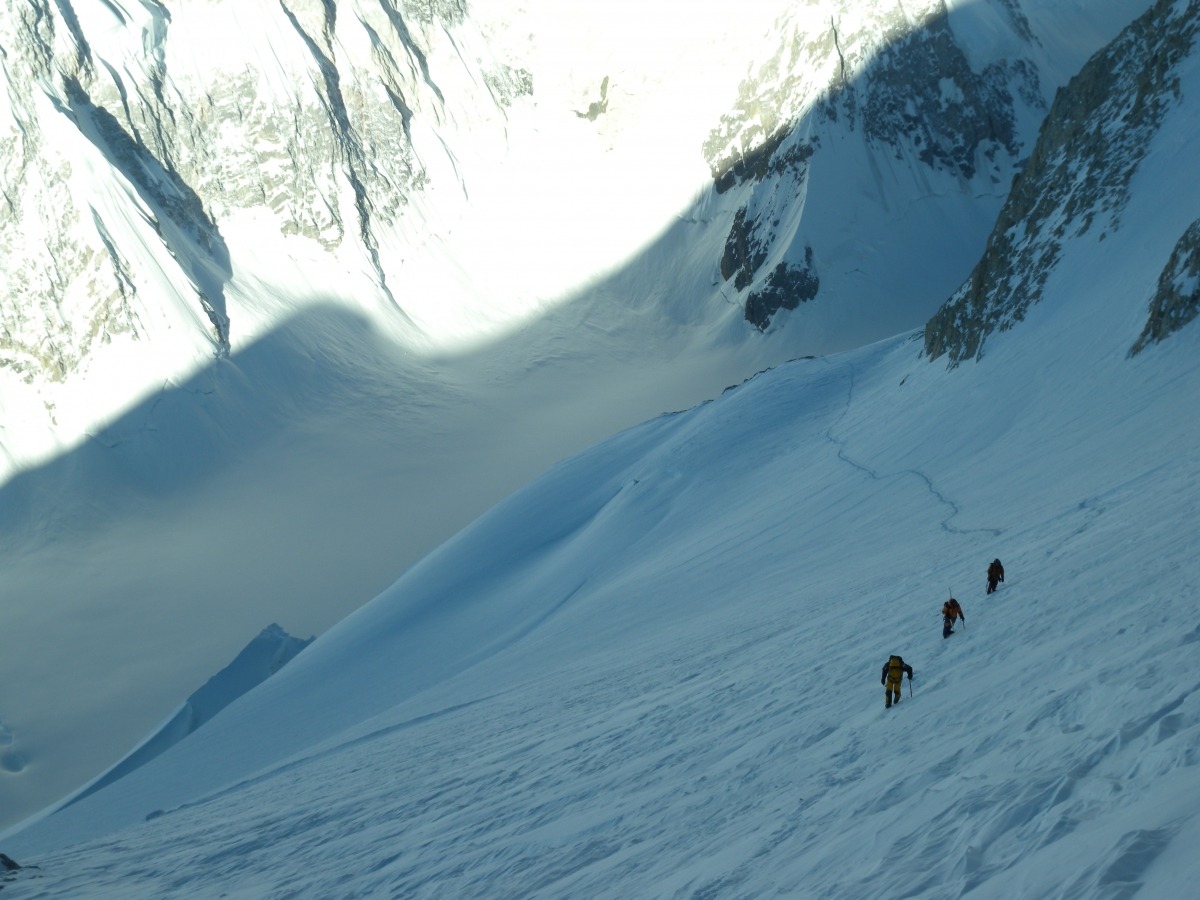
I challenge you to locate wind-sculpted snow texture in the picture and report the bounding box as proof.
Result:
[924,0,1200,365]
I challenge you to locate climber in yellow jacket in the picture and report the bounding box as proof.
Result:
[880,654,914,708]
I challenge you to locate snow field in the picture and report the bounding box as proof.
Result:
[6,293,1200,896]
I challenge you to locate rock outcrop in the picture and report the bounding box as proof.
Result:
[702,0,1044,330]
[924,0,1199,365]
[1131,218,1200,355]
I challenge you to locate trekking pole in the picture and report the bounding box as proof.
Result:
[909,677,913,698]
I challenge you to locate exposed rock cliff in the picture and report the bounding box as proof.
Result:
[1131,218,1200,355]
[702,0,1046,331]
[0,0,526,441]
[924,0,1199,365]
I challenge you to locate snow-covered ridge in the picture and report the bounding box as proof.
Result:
[49,624,312,814]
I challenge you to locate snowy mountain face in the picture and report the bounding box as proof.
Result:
[705,0,1040,331]
[0,0,1170,843]
[925,0,1200,364]
[0,0,1148,465]
[0,0,504,459]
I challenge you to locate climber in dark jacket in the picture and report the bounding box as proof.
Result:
[880,655,914,708]
[987,558,1005,594]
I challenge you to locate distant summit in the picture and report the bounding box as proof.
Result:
[58,624,312,810]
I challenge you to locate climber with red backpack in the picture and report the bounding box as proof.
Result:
[942,597,965,638]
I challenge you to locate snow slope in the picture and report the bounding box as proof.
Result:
[3,24,1199,891]
[50,624,312,814]
[0,0,1159,829]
